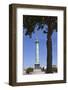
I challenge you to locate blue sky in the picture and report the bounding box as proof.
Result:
[23,24,57,68]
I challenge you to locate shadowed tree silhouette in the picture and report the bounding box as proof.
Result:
[23,15,57,73]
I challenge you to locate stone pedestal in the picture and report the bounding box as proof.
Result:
[35,64,40,69]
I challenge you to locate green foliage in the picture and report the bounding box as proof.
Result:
[52,67,57,72]
[45,67,57,73]
[26,67,33,74]
[23,15,57,38]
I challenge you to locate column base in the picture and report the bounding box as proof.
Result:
[34,64,40,69]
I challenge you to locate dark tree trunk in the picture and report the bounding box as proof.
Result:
[46,38,52,73]
[46,23,53,73]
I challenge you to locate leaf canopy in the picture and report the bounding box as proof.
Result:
[23,15,57,38]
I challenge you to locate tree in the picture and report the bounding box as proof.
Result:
[26,67,33,74]
[23,15,57,73]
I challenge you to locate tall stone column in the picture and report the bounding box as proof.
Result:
[35,39,40,69]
